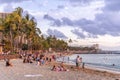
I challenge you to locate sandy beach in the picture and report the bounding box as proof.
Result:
[0,59,120,80]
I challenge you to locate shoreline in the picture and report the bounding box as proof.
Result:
[0,52,119,80]
[50,60,120,79]
[0,58,119,80]
[85,65,120,74]
[56,60,120,75]
[4,52,119,75]
[56,53,120,75]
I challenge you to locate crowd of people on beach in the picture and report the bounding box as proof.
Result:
[19,51,73,72]
[20,52,58,65]
[3,51,84,73]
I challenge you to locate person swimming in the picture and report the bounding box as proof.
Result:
[112,64,115,66]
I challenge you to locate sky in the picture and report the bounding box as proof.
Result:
[0,0,120,50]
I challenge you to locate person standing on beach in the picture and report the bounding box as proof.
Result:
[68,56,70,63]
[76,55,82,69]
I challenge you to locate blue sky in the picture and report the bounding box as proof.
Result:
[0,0,120,50]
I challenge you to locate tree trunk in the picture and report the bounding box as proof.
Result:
[9,27,14,53]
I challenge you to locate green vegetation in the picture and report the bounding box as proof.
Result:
[0,7,68,53]
[68,46,96,51]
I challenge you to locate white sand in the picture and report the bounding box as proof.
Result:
[0,59,119,80]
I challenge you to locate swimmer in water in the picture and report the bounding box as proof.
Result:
[112,64,115,66]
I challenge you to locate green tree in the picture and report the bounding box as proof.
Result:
[0,7,68,53]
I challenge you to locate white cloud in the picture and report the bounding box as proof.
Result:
[0,4,9,12]
[3,4,14,12]
[0,0,120,50]
[69,34,120,50]
[47,0,104,20]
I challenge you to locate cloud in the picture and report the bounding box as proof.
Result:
[69,0,93,3]
[57,5,65,9]
[3,0,118,39]
[54,0,93,7]
[47,29,68,39]
[71,29,86,39]
[44,14,62,26]
[0,0,30,4]
[3,4,14,12]
[88,33,98,38]
[44,12,120,37]
[71,29,98,39]
[61,17,74,26]
[68,0,94,6]
[103,0,120,11]
[44,14,93,27]
[43,14,105,35]
[44,14,55,21]
[95,12,120,35]
[44,14,69,26]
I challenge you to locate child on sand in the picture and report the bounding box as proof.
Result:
[5,59,12,67]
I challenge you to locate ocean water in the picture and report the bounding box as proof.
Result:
[57,54,120,72]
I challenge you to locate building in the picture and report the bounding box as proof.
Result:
[0,13,9,19]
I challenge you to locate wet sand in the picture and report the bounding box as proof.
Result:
[0,59,119,80]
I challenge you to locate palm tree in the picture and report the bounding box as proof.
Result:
[13,7,24,52]
[0,7,68,54]
[2,7,25,53]
[3,13,18,53]
[0,18,4,41]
